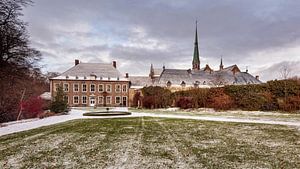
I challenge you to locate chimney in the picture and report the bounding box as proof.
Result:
[75,59,79,66]
[112,61,117,68]
[125,73,129,78]
[255,75,259,80]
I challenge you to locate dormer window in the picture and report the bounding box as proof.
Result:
[166,81,172,87]
[90,74,97,80]
[203,81,206,85]
[194,81,200,88]
[181,81,186,88]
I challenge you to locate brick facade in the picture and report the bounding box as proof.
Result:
[51,79,129,107]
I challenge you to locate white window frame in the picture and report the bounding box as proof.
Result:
[106,84,112,93]
[115,84,121,93]
[122,84,127,93]
[73,83,79,92]
[98,96,104,104]
[106,96,111,104]
[73,96,79,104]
[98,84,104,92]
[82,84,87,92]
[90,84,96,92]
[82,95,87,104]
[63,83,69,92]
[115,96,121,104]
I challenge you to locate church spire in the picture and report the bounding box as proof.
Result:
[149,63,154,79]
[192,21,200,70]
[220,56,224,70]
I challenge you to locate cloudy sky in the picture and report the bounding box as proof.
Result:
[23,0,300,81]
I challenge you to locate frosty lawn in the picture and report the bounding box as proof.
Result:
[1,117,300,168]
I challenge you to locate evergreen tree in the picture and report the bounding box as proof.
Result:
[50,85,68,113]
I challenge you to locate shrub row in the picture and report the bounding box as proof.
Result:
[138,79,300,112]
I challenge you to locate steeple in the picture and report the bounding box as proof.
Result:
[192,21,200,70]
[219,56,224,70]
[149,63,154,79]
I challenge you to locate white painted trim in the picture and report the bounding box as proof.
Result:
[98,84,104,92]
[73,83,79,92]
[73,95,79,104]
[90,84,96,92]
[106,84,112,93]
[115,84,121,93]
[82,84,87,92]
[82,95,87,104]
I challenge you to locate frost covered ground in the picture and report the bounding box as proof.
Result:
[1,107,300,136]
[1,117,300,168]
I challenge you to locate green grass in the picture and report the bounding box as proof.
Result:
[130,108,300,121]
[1,117,300,168]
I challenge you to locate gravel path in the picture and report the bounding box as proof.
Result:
[1,108,300,137]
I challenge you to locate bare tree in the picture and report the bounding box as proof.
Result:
[279,64,292,105]
[0,0,46,122]
[0,0,40,68]
[280,64,292,80]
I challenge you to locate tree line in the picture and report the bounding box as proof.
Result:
[0,0,49,123]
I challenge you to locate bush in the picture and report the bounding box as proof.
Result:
[176,97,194,109]
[50,85,68,113]
[279,95,300,112]
[207,88,234,110]
[22,96,44,119]
[141,86,172,108]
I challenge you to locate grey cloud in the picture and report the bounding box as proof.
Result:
[255,61,300,82]
[22,0,300,78]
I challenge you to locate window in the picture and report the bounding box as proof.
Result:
[73,84,79,92]
[115,96,121,104]
[98,96,104,104]
[90,84,95,92]
[106,96,111,104]
[98,84,104,92]
[115,84,121,93]
[122,84,127,92]
[82,96,87,104]
[106,84,111,92]
[64,96,69,104]
[82,84,87,92]
[54,83,60,91]
[73,96,79,104]
[122,96,127,106]
[63,83,69,92]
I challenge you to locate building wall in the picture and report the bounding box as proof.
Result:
[51,79,129,107]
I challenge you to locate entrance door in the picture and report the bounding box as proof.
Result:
[90,97,95,107]
[122,97,127,107]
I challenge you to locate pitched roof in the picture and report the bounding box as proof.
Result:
[156,68,261,87]
[51,63,128,81]
[129,76,154,88]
